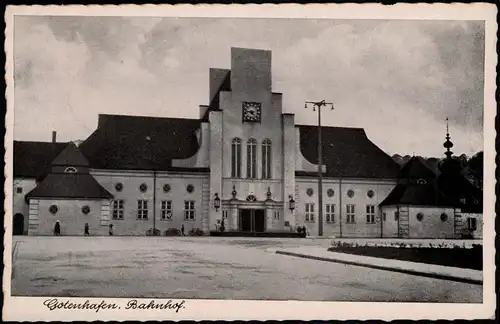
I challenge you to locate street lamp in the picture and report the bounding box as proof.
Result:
[145,135,158,236]
[304,100,334,237]
[214,193,221,211]
[288,195,296,212]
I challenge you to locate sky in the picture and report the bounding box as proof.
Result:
[12,16,485,157]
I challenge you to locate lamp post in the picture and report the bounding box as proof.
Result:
[304,100,334,237]
[145,135,158,236]
[214,193,221,212]
[288,194,296,212]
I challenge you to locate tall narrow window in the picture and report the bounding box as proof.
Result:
[366,205,376,223]
[305,203,315,222]
[346,204,355,224]
[137,200,148,220]
[262,138,272,179]
[247,138,257,179]
[326,204,335,223]
[231,138,242,178]
[184,200,196,220]
[161,200,173,220]
[111,200,124,219]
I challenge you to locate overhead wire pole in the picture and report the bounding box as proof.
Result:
[304,100,334,237]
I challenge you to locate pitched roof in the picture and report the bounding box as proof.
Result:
[25,173,113,200]
[379,181,457,207]
[14,141,68,178]
[399,156,437,180]
[51,142,90,166]
[380,156,457,207]
[79,114,203,171]
[296,125,400,179]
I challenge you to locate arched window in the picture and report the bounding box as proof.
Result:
[247,138,257,179]
[262,139,272,179]
[231,138,242,178]
[64,167,77,173]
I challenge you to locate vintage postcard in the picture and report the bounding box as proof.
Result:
[3,3,497,321]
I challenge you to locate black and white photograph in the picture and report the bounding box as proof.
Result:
[3,4,497,321]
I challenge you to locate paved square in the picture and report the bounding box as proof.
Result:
[10,237,482,302]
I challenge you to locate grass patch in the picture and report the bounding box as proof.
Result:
[327,246,482,270]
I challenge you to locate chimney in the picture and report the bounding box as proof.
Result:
[52,131,57,143]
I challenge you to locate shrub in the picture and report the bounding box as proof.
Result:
[164,228,181,236]
[146,228,161,236]
[188,228,204,236]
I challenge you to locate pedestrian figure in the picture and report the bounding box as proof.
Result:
[109,224,114,236]
[302,226,307,236]
[54,221,61,236]
[220,219,225,232]
[84,222,90,236]
[181,224,185,236]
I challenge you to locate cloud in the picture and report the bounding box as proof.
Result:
[12,17,484,157]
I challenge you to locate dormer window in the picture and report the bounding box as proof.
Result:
[64,167,78,173]
[417,179,427,184]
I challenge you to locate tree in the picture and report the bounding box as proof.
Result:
[425,157,440,173]
[392,154,404,166]
[458,153,469,168]
[468,151,483,188]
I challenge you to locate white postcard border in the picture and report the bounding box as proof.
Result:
[3,3,497,321]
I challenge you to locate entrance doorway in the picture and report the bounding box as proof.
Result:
[239,209,266,232]
[13,213,24,235]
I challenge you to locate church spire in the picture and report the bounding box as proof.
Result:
[443,117,453,159]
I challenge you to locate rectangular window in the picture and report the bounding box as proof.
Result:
[247,140,257,179]
[137,200,148,220]
[231,139,242,178]
[366,205,376,223]
[305,203,315,222]
[112,200,125,220]
[262,140,272,179]
[222,209,229,219]
[16,187,23,194]
[468,217,477,231]
[394,211,399,221]
[382,212,386,221]
[274,211,280,220]
[184,200,195,220]
[346,204,355,224]
[161,200,173,220]
[325,204,335,223]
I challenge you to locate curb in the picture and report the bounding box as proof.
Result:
[275,250,483,285]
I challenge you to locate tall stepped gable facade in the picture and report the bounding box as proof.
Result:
[12,47,482,238]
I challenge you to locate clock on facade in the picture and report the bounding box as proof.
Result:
[242,102,262,122]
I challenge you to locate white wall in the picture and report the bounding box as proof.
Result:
[380,206,399,238]
[408,206,455,238]
[33,199,104,236]
[295,178,396,237]
[460,212,483,239]
[13,178,37,234]
[91,170,209,235]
